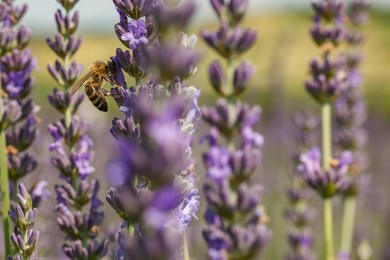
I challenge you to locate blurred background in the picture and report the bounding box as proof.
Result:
[14,0,390,259]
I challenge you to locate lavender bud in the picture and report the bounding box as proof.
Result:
[114,48,148,80]
[233,60,254,96]
[0,100,22,131]
[210,0,225,19]
[113,0,135,18]
[9,3,28,24]
[16,26,31,50]
[228,0,250,26]
[8,153,37,181]
[208,60,226,96]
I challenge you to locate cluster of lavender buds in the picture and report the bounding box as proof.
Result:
[0,0,38,198]
[306,0,348,104]
[7,183,39,260]
[297,147,354,198]
[201,0,271,259]
[107,0,201,258]
[301,0,352,198]
[285,112,318,260]
[46,0,107,258]
[334,0,370,198]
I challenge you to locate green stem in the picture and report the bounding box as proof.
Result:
[340,196,356,257]
[322,102,333,260]
[65,107,72,129]
[324,198,334,260]
[127,222,134,237]
[0,93,12,257]
[226,56,234,102]
[321,103,331,171]
[183,233,190,260]
[226,56,235,151]
[135,77,141,87]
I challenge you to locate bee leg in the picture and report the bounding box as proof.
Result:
[100,87,111,97]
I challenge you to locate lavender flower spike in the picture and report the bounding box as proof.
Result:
[46,0,108,258]
[8,183,40,259]
[108,1,202,258]
[0,1,39,257]
[201,0,271,258]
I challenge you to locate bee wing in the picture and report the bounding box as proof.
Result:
[70,70,94,96]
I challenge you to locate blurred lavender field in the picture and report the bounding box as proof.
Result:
[2,2,390,259]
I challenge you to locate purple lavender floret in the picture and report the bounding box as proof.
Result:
[120,19,148,49]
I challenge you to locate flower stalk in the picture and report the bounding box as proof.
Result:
[0,107,12,256]
[324,198,334,260]
[322,103,332,171]
[322,102,334,259]
[340,196,356,254]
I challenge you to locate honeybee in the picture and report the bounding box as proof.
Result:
[71,61,115,112]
